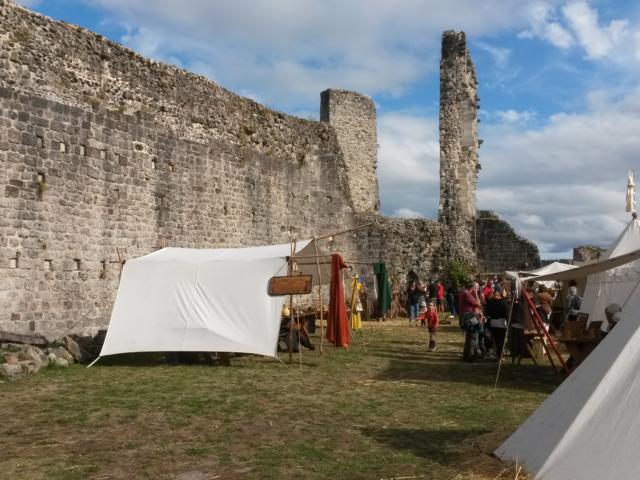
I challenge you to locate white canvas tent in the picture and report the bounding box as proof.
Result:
[99,240,327,358]
[495,290,640,479]
[522,262,577,288]
[581,218,640,331]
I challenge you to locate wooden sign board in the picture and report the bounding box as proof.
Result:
[268,275,313,296]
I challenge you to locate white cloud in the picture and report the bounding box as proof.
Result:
[377,112,440,218]
[562,1,631,59]
[393,208,426,219]
[479,88,640,257]
[495,109,537,124]
[376,97,640,258]
[80,0,540,110]
[121,27,165,59]
[475,41,511,69]
[516,213,546,227]
[520,1,640,68]
[519,2,574,49]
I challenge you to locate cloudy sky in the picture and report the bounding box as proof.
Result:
[20,0,640,258]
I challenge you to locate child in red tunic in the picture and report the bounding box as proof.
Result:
[426,302,439,351]
[417,300,428,327]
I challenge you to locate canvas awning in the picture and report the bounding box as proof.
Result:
[520,248,640,283]
[99,240,327,358]
[520,262,577,288]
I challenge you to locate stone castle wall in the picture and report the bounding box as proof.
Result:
[0,1,365,337]
[320,89,379,213]
[0,1,540,337]
[0,87,362,336]
[475,211,541,273]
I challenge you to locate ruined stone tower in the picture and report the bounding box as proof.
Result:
[320,89,379,213]
[438,31,479,264]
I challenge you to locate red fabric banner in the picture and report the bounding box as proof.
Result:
[327,253,350,348]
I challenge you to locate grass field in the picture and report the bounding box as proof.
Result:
[0,319,561,480]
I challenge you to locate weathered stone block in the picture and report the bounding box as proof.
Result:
[19,359,40,374]
[61,335,91,362]
[0,362,23,380]
[4,185,20,198]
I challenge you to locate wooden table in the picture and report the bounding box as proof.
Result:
[556,337,599,370]
[281,312,316,333]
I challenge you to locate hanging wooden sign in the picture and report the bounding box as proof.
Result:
[268,275,313,296]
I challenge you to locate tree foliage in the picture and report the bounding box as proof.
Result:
[445,260,473,288]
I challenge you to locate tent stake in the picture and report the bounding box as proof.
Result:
[274,355,288,368]
[86,356,101,368]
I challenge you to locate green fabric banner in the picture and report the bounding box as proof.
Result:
[373,262,391,317]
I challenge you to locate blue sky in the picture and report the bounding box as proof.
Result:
[19,0,640,258]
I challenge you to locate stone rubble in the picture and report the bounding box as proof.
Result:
[0,331,104,381]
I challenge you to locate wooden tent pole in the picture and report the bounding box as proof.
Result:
[296,305,303,370]
[288,238,296,363]
[313,237,325,355]
[492,291,518,393]
[342,267,349,349]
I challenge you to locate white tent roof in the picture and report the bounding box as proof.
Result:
[522,262,577,288]
[581,218,640,330]
[100,240,323,358]
[520,246,640,283]
[524,262,577,277]
[495,291,640,479]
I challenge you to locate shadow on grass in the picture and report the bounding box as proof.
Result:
[376,358,559,393]
[97,352,169,366]
[361,426,489,465]
[96,352,318,369]
[98,352,246,367]
[370,331,562,394]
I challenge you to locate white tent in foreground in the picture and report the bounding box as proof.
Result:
[99,240,324,358]
[495,289,640,479]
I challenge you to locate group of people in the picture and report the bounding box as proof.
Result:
[459,277,625,366]
[390,263,633,368]
[458,277,510,361]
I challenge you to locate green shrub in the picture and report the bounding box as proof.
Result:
[445,260,472,288]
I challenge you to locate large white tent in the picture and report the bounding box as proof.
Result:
[495,290,640,479]
[99,240,325,358]
[581,217,640,331]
